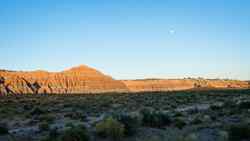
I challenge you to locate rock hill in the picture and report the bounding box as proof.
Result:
[122,79,250,92]
[0,65,249,94]
[0,65,128,94]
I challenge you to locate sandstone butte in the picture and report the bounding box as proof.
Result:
[0,65,249,94]
[0,65,128,94]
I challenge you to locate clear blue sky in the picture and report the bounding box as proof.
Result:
[0,0,249,80]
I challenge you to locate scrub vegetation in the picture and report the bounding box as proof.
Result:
[0,89,250,141]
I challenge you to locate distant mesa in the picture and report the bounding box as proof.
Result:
[122,79,249,92]
[0,65,249,94]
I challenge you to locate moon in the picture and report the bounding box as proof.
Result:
[169,29,175,34]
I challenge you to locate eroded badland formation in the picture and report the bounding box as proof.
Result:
[0,65,128,94]
[0,65,249,94]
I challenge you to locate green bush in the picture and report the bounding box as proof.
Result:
[41,126,89,141]
[141,109,171,128]
[64,112,86,120]
[60,126,89,141]
[95,117,125,140]
[143,136,162,141]
[30,107,46,115]
[239,101,250,109]
[191,116,202,125]
[218,131,229,141]
[38,114,56,124]
[116,114,140,136]
[0,124,8,135]
[227,123,250,141]
[210,105,221,111]
[177,134,198,141]
[39,122,50,131]
[223,100,235,109]
[65,122,75,128]
[44,128,60,141]
[41,136,57,141]
[174,118,186,129]
[173,112,184,117]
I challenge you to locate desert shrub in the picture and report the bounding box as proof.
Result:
[141,109,171,128]
[30,107,46,115]
[223,100,235,109]
[0,124,8,135]
[40,128,59,141]
[41,136,57,141]
[23,104,33,111]
[99,97,112,108]
[49,128,59,138]
[227,123,250,141]
[95,117,125,140]
[174,118,186,129]
[0,107,16,117]
[64,112,86,120]
[218,131,229,141]
[60,126,89,141]
[173,112,184,117]
[191,116,202,125]
[143,136,162,141]
[210,114,217,121]
[210,105,221,111]
[39,122,50,131]
[41,126,89,141]
[238,101,250,109]
[115,114,140,136]
[194,83,201,88]
[137,133,198,141]
[65,122,75,128]
[189,107,200,115]
[38,114,56,124]
[177,134,198,141]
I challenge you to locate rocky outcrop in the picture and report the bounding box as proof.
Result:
[122,79,250,92]
[122,79,195,92]
[0,65,249,94]
[0,65,128,94]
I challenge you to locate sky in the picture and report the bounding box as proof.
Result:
[0,0,250,80]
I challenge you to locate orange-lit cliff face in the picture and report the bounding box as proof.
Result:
[0,65,129,94]
[122,79,249,92]
[0,65,249,94]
